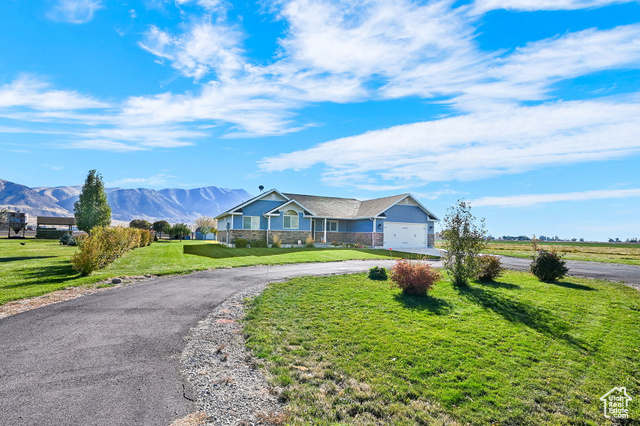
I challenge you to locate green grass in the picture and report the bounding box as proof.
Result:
[0,238,410,306]
[436,240,640,265]
[183,243,425,260]
[244,271,640,425]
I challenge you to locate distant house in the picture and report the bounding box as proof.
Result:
[194,227,216,240]
[214,189,439,250]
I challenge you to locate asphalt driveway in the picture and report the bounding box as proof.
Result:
[1,256,638,425]
[0,260,399,426]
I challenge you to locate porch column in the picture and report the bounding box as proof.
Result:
[267,216,271,245]
[323,218,327,243]
[372,218,376,246]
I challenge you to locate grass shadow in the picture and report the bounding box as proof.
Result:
[475,279,521,290]
[456,285,590,351]
[546,281,596,291]
[4,263,80,288]
[0,256,57,263]
[393,293,454,315]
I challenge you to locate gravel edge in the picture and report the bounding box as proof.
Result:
[179,282,285,425]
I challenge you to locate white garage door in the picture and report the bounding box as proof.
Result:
[383,222,427,249]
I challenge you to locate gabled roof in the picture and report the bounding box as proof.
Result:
[284,193,361,218]
[264,199,315,216]
[355,194,408,217]
[216,189,439,221]
[214,188,286,219]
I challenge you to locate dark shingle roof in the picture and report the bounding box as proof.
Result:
[284,193,410,218]
[284,193,361,218]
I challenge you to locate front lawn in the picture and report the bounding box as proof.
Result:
[244,271,640,424]
[0,239,407,305]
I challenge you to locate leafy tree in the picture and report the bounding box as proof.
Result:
[152,220,171,238]
[129,219,152,230]
[194,216,217,239]
[74,170,111,233]
[442,200,487,287]
[0,208,7,227]
[170,223,191,241]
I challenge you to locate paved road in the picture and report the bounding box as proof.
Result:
[0,260,399,426]
[1,256,638,426]
[497,256,640,287]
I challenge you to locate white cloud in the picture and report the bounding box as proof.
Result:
[496,25,640,86]
[110,173,177,186]
[472,188,640,208]
[471,0,636,14]
[259,97,640,186]
[0,76,108,110]
[65,140,147,152]
[139,20,245,80]
[47,0,103,24]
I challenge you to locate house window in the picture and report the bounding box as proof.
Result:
[283,210,299,229]
[243,216,260,230]
[329,220,338,232]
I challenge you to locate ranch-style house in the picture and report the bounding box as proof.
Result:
[215,189,439,250]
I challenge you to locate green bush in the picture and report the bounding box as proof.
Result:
[476,255,505,281]
[530,250,569,282]
[250,239,268,248]
[390,259,441,296]
[235,238,249,248]
[59,233,75,246]
[70,226,149,276]
[368,266,388,281]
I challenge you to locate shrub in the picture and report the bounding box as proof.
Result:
[67,235,79,246]
[271,234,282,248]
[70,234,101,276]
[70,226,150,276]
[251,239,268,248]
[139,229,151,247]
[59,232,74,245]
[368,266,388,281]
[530,250,569,282]
[305,235,315,248]
[235,238,249,248]
[442,200,487,286]
[390,259,441,296]
[476,255,505,281]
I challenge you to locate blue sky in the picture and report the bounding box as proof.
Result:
[1,0,639,241]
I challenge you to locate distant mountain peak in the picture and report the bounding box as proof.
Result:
[0,178,251,223]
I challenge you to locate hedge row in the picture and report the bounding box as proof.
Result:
[71,227,154,276]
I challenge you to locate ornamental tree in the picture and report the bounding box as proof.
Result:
[195,216,217,239]
[74,170,111,233]
[170,223,191,241]
[152,220,171,238]
[442,200,487,287]
[129,219,152,230]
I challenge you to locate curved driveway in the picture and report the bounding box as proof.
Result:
[0,260,398,426]
[1,257,638,426]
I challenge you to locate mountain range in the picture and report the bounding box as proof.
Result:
[0,178,252,224]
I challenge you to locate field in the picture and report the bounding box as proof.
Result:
[0,238,407,306]
[244,271,640,424]
[437,240,640,265]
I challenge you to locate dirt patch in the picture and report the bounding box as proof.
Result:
[0,275,156,319]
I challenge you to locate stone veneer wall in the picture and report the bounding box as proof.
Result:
[316,232,383,246]
[220,229,312,245]
[269,230,312,245]
[428,234,435,248]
